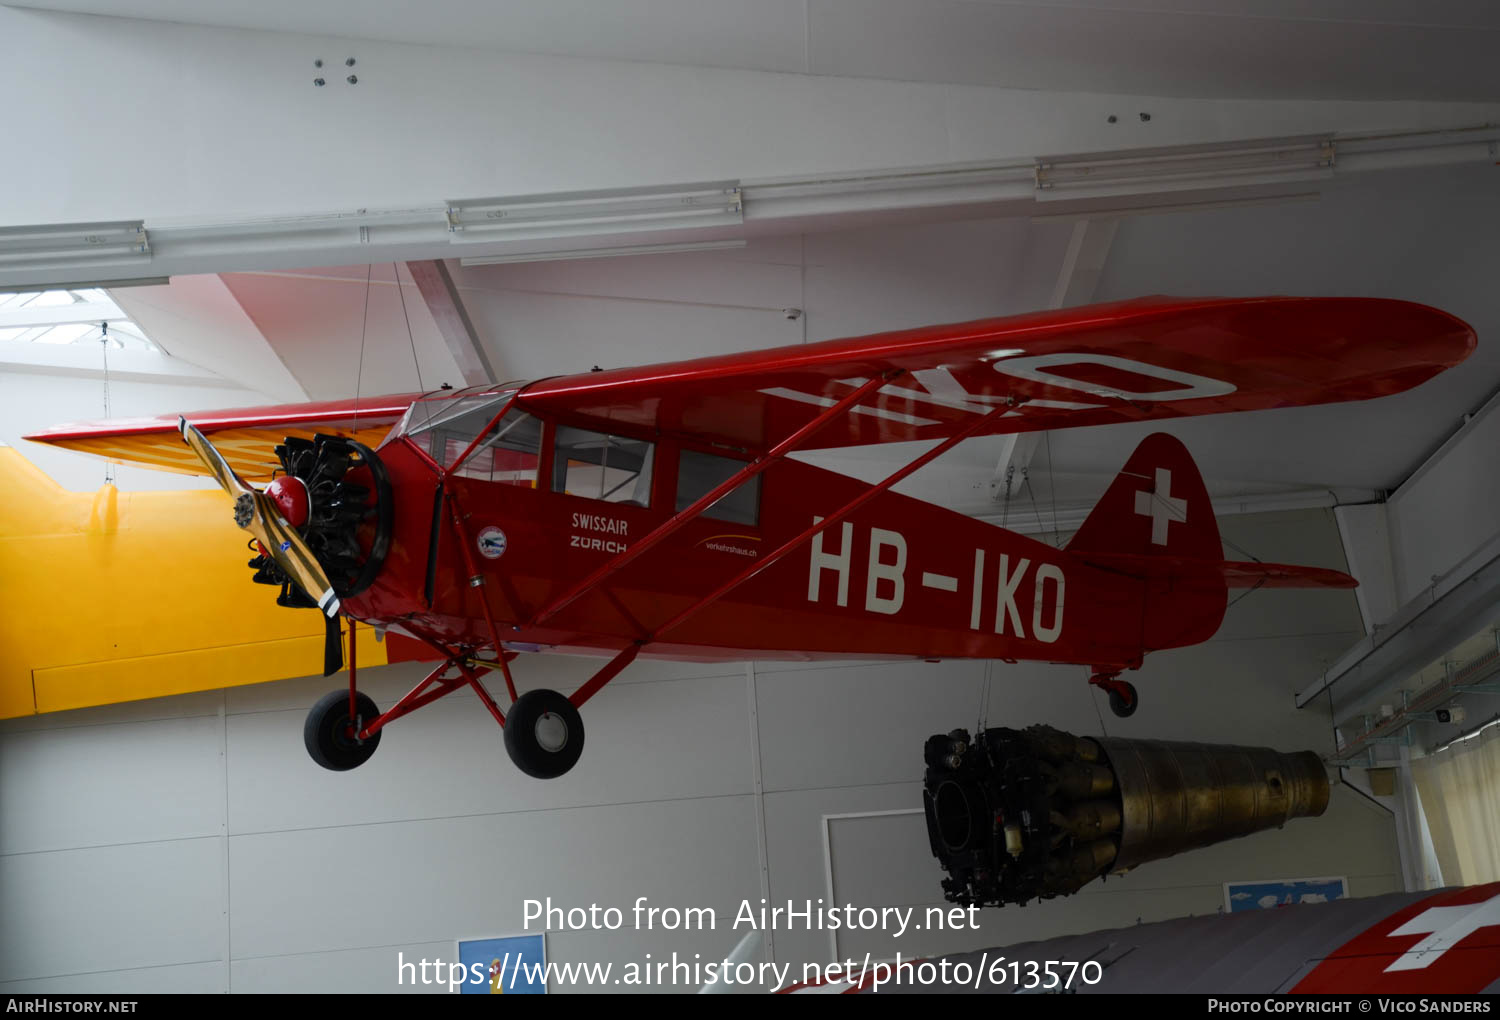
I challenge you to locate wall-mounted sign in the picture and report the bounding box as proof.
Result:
[456,933,547,994]
[1225,876,1349,913]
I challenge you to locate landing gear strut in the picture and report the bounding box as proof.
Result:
[1090,672,1139,719]
[300,620,598,779]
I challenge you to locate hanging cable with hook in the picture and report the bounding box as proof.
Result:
[394,262,425,392]
[100,321,114,486]
[353,263,372,431]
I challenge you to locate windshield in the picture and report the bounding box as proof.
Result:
[378,382,527,453]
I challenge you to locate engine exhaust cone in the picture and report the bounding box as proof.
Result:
[922,725,1330,908]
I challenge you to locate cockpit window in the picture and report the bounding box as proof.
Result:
[553,427,654,507]
[676,449,760,525]
[399,389,541,486]
[385,383,528,448]
[432,409,542,485]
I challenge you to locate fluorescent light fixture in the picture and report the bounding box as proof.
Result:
[744,163,1034,219]
[0,221,151,266]
[446,182,743,243]
[152,206,441,248]
[460,239,747,266]
[1035,136,1335,202]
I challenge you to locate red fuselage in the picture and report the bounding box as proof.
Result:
[343,419,1220,670]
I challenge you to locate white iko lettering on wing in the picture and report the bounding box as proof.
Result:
[761,354,1236,428]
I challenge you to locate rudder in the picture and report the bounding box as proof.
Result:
[1068,432,1220,561]
[1067,433,1227,652]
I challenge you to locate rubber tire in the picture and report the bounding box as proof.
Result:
[305,690,382,771]
[504,689,585,779]
[1108,681,1139,719]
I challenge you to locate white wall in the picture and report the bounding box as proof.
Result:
[0,507,1400,993]
[2,7,1497,227]
[0,351,272,492]
[1384,394,1500,606]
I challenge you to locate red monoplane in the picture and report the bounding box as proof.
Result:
[26,295,1475,778]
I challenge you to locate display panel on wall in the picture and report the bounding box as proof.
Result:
[1225,877,1349,912]
[457,934,547,994]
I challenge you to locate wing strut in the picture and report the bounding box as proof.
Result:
[446,488,521,701]
[650,401,1016,642]
[443,392,520,479]
[531,371,902,628]
[567,398,1017,709]
[349,630,513,741]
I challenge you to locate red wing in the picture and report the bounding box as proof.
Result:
[517,295,1474,452]
[23,394,418,482]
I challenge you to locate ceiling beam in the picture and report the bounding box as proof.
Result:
[109,275,309,402]
[1049,218,1119,310]
[991,217,1119,503]
[405,260,495,387]
[3,123,1496,290]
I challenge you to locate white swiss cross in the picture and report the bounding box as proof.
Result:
[1384,891,1500,971]
[1133,467,1188,546]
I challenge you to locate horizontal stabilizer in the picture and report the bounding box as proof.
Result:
[1079,552,1356,589]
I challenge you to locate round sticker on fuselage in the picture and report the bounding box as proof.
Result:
[477,526,508,560]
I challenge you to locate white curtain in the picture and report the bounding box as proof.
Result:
[1413,722,1500,886]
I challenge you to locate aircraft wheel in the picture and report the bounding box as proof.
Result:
[504,689,585,779]
[1107,681,1139,719]
[305,690,382,771]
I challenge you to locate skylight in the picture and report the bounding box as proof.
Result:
[0,288,162,352]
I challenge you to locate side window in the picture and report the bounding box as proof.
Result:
[676,449,760,526]
[428,407,542,487]
[553,427,654,507]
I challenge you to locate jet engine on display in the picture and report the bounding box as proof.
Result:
[922,725,1330,907]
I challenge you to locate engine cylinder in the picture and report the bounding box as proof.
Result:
[922,725,1329,907]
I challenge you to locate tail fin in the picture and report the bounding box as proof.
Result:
[1067,433,1355,657]
[1068,432,1357,590]
[1068,432,1219,561]
[1068,433,1227,654]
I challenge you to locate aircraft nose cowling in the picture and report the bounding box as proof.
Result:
[265,475,310,529]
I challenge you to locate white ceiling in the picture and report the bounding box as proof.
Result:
[13,0,1500,100]
[217,263,460,401]
[1088,160,1500,495]
[140,159,1498,522]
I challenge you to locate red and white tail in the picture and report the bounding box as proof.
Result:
[1067,433,1355,654]
[1068,432,1220,563]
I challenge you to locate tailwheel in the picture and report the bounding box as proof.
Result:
[1107,681,1139,719]
[305,690,382,771]
[504,689,585,779]
[1089,672,1139,719]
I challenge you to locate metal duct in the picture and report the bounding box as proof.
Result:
[922,724,1329,907]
